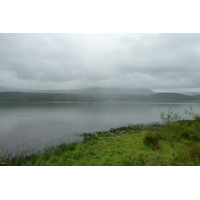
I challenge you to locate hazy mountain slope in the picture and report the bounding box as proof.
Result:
[0,86,155,95]
[0,92,98,101]
[79,87,155,95]
[1,91,200,102]
[39,87,155,95]
[146,93,198,101]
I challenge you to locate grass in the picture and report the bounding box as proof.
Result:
[1,120,200,166]
[1,107,200,166]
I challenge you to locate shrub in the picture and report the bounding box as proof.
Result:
[143,132,160,150]
[81,133,99,143]
[184,106,200,121]
[65,142,77,151]
[179,127,200,141]
[159,107,182,124]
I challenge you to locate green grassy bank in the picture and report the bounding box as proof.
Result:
[1,107,200,166]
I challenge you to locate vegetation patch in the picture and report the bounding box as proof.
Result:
[143,131,160,150]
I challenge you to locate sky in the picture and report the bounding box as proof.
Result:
[1,33,200,93]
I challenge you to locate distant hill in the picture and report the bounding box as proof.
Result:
[146,93,198,101]
[0,86,156,95]
[39,87,156,95]
[0,86,28,92]
[1,86,200,102]
[182,92,200,96]
[1,91,200,102]
[0,92,98,102]
[110,93,200,102]
[75,87,155,95]
[193,94,200,98]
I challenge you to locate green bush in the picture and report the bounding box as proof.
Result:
[143,132,160,150]
[159,107,182,124]
[65,142,77,151]
[184,106,200,120]
[82,133,99,143]
[179,127,200,141]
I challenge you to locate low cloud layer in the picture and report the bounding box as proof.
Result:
[1,33,200,92]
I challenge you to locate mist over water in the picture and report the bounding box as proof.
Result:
[1,101,200,158]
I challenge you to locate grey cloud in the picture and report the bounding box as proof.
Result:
[0,33,200,92]
[0,34,87,82]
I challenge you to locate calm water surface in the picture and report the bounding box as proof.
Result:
[0,101,200,158]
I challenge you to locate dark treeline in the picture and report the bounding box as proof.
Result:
[1,92,200,102]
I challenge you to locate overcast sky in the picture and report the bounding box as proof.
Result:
[0,33,200,93]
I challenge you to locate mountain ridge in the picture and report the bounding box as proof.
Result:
[0,86,155,95]
[1,91,200,102]
[1,86,200,102]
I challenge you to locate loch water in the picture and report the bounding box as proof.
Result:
[0,101,200,158]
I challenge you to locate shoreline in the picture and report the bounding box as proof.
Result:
[1,118,200,166]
